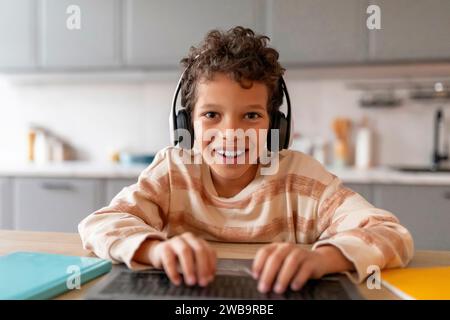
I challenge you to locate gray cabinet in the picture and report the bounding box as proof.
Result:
[0,0,37,69]
[0,178,13,229]
[267,0,368,65]
[368,0,450,61]
[344,183,373,204]
[373,184,450,250]
[124,0,265,68]
[14,178,104,232]
[40,0,121,68]
[2,0,450,71]
[105,178,137,203]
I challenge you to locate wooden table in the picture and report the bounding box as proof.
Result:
[2,229,450,300]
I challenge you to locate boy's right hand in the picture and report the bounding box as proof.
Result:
[147,232,217,287]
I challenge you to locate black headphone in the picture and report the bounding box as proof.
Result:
[170,67,292,152]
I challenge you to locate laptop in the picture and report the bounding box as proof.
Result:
[84,259,362,300]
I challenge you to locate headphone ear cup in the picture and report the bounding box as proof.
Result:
[268,112,280,152]
[268,111,288,152]
[278,114,288,150]
[176,110,194,149]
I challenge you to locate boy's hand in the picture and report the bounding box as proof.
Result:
[136,232,217,287]
[252,243,354,294]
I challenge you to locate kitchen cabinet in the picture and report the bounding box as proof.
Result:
[105,178,137,204]
[368,0,450,61]
[13,178,104,232]
[344,183,373,204]
[124,0,265,68]
[373,184,450,250]
[267,0,368,65]
[2,0,450,71]
[0,0,37,69]
[40,0,121,68]
[0,178,13,229]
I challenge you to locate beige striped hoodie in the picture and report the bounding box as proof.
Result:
[78,146,414,283]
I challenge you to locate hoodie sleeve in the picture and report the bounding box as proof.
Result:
[311,176,414,283]
[78,149,171,270]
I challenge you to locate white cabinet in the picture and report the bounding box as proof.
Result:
[124,0,265,68]
[40,0,121,68]
[0,178,13,229]
[0,0,37,69]
[368,0,450,61]
[268,0,368,65]
[13,178,104,232]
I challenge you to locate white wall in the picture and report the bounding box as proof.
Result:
[0,73,449,166]
[0,78,174,163]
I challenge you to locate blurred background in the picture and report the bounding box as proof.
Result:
[0,0,449,250]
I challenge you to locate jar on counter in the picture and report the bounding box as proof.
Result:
[33,129,51,164]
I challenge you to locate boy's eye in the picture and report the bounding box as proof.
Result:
[245,112,261,120]
[204,112,218,119]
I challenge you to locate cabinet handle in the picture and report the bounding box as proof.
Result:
[444,191,450,200]
[41,182,75,191]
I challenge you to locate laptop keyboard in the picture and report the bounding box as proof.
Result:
[98,270,350,300]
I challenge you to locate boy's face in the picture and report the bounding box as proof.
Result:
[192,72,270,181]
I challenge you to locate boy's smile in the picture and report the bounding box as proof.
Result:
[192,72,270,197]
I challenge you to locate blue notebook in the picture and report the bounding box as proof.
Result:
[0,251,112,300]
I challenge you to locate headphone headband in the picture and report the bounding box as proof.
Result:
[170,69,293,151]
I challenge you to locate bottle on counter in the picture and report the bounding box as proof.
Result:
[33,128,51,164]
[312,137,327,165]
[27,126,36,162]
[331,118,352,168]
[49,136,65,162]
[355,116,373,169]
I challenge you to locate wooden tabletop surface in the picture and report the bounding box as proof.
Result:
[2,229,450,300]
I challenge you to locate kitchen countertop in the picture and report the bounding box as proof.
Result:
[327,166,450,185]
[0,161,147,179]
[1,161,450,185]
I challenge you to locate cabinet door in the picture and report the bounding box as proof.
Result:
[14,178,104,232]
[124,0,265,68]
[0,178,13,229]
[40,0,121,68]
[268,0,368,65]
[369,0,450,61]
[373,184,450,250]
[105,178,137,204]
[344,183,373,204]
[0,0,37,69]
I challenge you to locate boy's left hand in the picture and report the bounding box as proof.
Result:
[252,243,354,294]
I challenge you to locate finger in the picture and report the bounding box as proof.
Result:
[258,243,293,293]
[172,237,196,286]
[273,249,307,294]
[161,247,181,285]
[199,239,217,284]
[252,243,277,279]
[291,261,313,291]
[182,234,211,287]
[202,239,217,281]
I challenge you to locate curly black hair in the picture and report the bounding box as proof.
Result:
[180,26,285,120]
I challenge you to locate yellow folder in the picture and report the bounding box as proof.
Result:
[381,266,450,300]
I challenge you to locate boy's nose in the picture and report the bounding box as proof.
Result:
[220,116,241,131]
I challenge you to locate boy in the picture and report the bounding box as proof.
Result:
[78,26,413,294]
